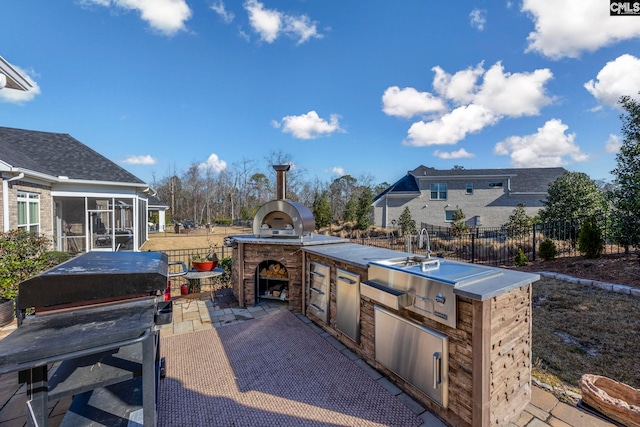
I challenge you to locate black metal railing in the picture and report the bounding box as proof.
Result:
[159,247,232,289]
[351,216,631,266]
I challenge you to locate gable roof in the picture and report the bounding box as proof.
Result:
[374,165,567,201]
[408,165,567,193]
[0,126,146,184]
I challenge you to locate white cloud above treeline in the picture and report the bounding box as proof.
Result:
[79,0,192,36]
[273,111,343,139]
[493,119,587,167]
[383,61,553,147]
[522,0,640,59]
[243,0,322,44]
[199,153,227,173]
[122,155,157,165]
[584,54,640,109]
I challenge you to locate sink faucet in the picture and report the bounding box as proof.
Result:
[420,228,432,259]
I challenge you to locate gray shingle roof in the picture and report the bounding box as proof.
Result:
[409,165,566,193]
[375,165,567,201]
[0,126,146,184]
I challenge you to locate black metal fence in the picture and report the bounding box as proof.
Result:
[160,246,232,288]
[350,217,631,267]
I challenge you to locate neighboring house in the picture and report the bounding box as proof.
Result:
[147,194,168,233]
[373,165,567,229]
[0,126,155,252]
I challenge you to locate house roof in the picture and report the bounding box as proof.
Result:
[0,126,146,184]
[147,194,168,209]
[374,165,567,201]
[0,56,33,91]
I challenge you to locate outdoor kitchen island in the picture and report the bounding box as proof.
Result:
[301,242,539,427]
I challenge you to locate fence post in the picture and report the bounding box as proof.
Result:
[532,223,537,261]
[471,232,475,264]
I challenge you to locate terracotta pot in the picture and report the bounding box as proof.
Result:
[192,260,218,272]
[0,299,14,327]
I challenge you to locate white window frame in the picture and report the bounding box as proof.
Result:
[17,191,40,233]
[430,183,447,200]
[445,209,456,222]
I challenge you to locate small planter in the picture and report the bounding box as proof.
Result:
[192,260,218,272]
[0,299,14,326]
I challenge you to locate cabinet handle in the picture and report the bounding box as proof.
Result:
[338,276,356,284]
[433,352,442,389]
[310,303,324,313]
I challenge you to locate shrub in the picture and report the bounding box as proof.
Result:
[215,217,232,226]
[538,238,557,261]
[578,216,604,259]
[0,230,62,300]
[514,248,529,266]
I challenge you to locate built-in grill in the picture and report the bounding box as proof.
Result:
[253,164,315,238]
[0,251,170,426]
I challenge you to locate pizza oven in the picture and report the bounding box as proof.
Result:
[253,165,315,238]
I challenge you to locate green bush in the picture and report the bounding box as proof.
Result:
[514,248,529,266]
[578,216,604,259]
[538,238,557,261]
[0,230,64,300]
[215,217,232,226]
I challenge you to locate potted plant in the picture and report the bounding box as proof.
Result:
[191,250,219,272]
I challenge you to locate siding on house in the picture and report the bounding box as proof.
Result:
[374,165,567,229]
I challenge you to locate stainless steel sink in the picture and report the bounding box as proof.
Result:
[371,257,501,286]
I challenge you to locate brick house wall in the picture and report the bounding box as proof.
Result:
[1,180,53,247]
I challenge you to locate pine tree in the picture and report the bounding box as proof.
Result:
[610,95,640,251]
[398,206,416,234]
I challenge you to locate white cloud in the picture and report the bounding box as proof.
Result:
[275,111,343,139]
[80,0,191,36]
[331,166,345,176]
[522,0,640,59]
[404,104,498,146]
[584,54,640,108]
[121,155,157,165]
[244,0,280,42]
[469,9,486,31]
[605,134,622,153]
[493,119,588,167]
[243,0,321,44]
[211,1,234,24]
[474,63,553,116]
[0,65,41,104]
[199,153,227,173]
[432,63,484,104]
[381,86,446,118]
[433,148,475,159]
[388,62,553,147]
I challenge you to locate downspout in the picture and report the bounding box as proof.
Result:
[2,173,25,232]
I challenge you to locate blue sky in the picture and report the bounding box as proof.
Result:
[2,0,640,188]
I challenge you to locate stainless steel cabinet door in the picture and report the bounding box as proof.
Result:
[374,305,449,408]
[336,269,360,343]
